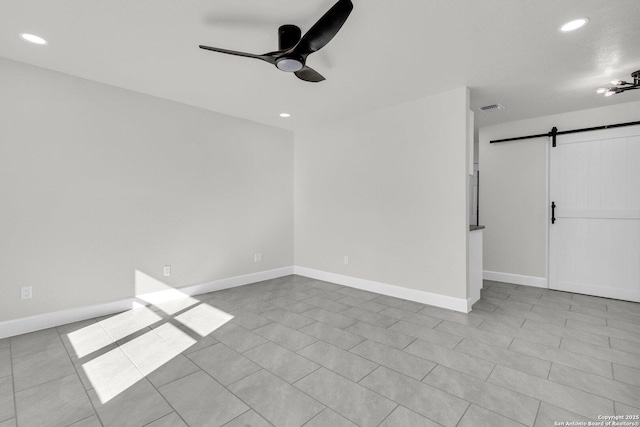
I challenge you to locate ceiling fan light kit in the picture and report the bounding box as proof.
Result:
[199,0,353,82]
[597,70,640,97]
[276,57,304,72]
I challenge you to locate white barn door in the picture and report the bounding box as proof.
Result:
[549,125,640,302]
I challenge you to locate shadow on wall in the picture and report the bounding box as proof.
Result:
[64,270,233,404]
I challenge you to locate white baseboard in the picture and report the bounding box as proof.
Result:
[0,266,294,339]
[172,266,294,298]
[294,266,469,313]
[2,265,474,338]
[0,299,136,341]
[483,270,548,289]
[466,295,481,312]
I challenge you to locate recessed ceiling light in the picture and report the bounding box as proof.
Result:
[560,18,589,32]
[279,113,291,118]
[20,33,48,45]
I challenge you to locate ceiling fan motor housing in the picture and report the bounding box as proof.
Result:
[278,24,302,50]
[275,25,304,72]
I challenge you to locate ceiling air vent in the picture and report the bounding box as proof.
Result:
[480,103,505,112]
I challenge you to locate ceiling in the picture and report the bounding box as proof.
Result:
[1,0,639,131]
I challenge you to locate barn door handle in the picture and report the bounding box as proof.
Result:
[551,202,556,224]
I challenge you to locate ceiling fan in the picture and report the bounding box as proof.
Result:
[199,0,353,82]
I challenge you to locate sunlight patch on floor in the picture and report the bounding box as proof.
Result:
[67,322,115,359]
[175,303,233,336]
[99,307,163,341]
[119,329,180,375]
[82,347,144,403]
[135,271,201,315]
[153,323,197,353]
[69,270,233,404]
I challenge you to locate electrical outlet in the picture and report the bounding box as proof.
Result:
[21,286,32,300]
[344,256,349,265]
[254,253,263,263]
[163,265,171,277]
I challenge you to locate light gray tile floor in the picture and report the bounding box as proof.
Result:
[1,277,639,426]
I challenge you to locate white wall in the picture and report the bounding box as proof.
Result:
[479,100,640,282]
[294,87,470,300]
[0,58,294,322]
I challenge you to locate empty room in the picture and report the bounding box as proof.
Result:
[1,0,639,426]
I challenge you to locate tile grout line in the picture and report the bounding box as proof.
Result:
[507,337,620,381]
[357,364,483,423]
[571,305,640,325]
[201,368,283,426]
[147,361,225,426]
[293,359,408,424]
[294,339,321,354]
[147,361,203,390]
[68,414,101,426]
[556,333,640,360]
[610,360,614,381]
[532,400,542,427]
[218,408,261,427]
[400,337,417,351]
[420,342,621,419]
[565,320,640,343]
[299,408,326,427]
[419,361,438,382]
[456,337,553,379]
[345,340,436,383]
[139,412,179,427]
[492,362,619,413]
[10,372,82,397]
[453,401,471,427]
[434,320,516,349]
[471,402,538,427]
[421,349,544,424]
[386,319,402,329]
[519,321,600,348]
[57,326,104,427]
[372,402,399,426]
[289,339,383,385]
[9,339,18,427]
[485,362,498,382]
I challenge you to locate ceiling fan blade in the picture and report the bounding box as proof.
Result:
[199,45,277,64]
[295,66,326,82]
[292,0,353,56]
